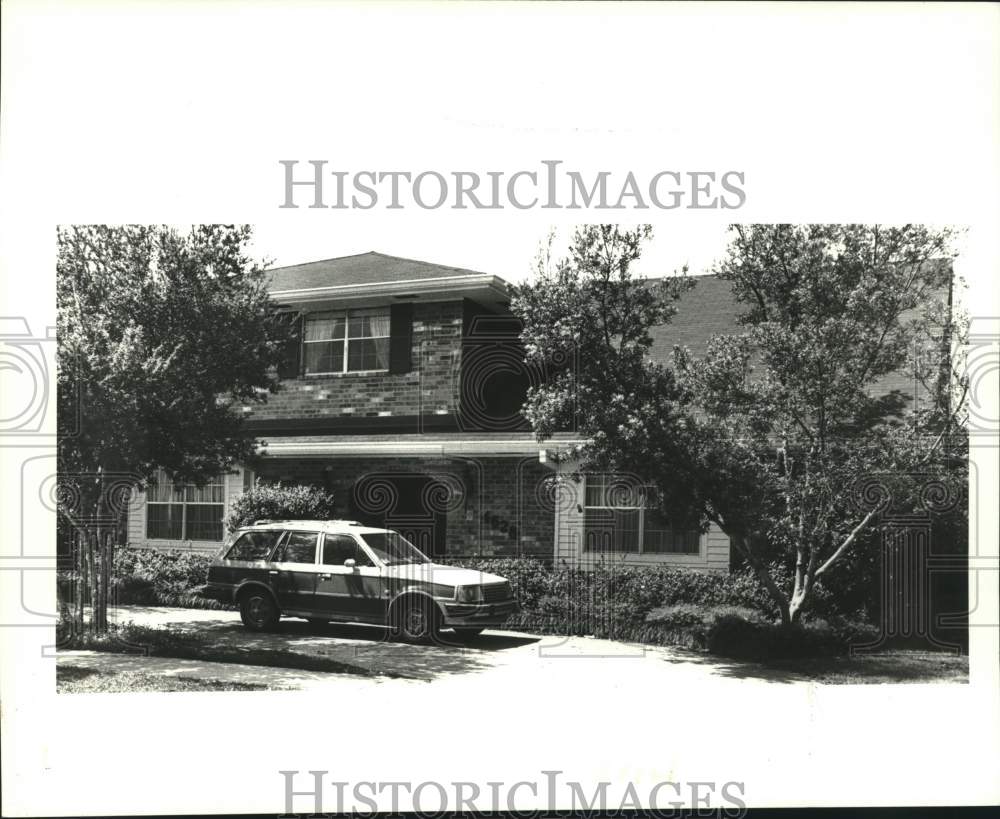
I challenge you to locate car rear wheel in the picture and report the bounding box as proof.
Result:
[239,589,279,632]
[393,597,439,643]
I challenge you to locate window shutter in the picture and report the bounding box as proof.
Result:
[388,303,414,374]
[277,313,303,378]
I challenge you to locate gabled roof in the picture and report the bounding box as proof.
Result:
[266,251,493,293]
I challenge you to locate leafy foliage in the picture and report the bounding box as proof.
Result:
[512,225,695,480]
[512,224,968,625]
[226,481,337,532]
[110,548,221,608]
[57,224,287,485]
[676,225,967,622]
[445,557,845,630]
[56,225,288,631]
[643,605,881,659]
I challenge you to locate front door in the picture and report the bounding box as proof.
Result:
[350,473,448,558]
[312,534,385,622]
[270,530,322,613]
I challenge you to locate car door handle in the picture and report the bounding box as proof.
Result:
[268,570,279,576]
[319,573,332,579]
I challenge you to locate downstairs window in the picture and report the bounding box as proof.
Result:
[582,474,700,556]
[146,469,225,541]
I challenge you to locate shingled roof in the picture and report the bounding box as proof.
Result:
[266,251,492,292]
[648,274,741,361]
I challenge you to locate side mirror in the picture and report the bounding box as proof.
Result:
[344,558,357,570]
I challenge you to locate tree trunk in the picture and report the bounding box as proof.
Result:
[101,529,111,628]
[731,533,792,626]
[88,474,111,634]
[72,530,85,635]
[84,534,96,634]
[787,594,806,626]
[786,537,821,627]
[91,527,109,633]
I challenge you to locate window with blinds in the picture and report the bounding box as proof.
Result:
[146,469,225,541]
[582,474,700,555]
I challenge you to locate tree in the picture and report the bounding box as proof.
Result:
[57,224,288,633]
[512,224,967,627]
[512,225,694,472]
[679,225,967,624]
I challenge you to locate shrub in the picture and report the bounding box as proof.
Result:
[226,481,336,532]
[110,548,229,608]
[641,604,769,650]
[442,555,876,653]
[639,604,880,659]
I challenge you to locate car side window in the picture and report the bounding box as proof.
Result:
[226,530,281,561]
[274,531,319,564]
[322,535,374,567]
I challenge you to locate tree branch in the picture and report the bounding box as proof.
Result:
[814,508,878,577]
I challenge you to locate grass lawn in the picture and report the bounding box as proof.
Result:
[58,623,411,679]
[765,650,968,684]
[57,665,273,693]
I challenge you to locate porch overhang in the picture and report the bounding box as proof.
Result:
[256,433,586,460]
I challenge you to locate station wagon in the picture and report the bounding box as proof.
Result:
[203,519,519,642]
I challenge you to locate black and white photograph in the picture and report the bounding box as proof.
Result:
[1,2,998,817]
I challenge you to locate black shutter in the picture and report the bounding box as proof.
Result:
[277,312,303,379]
[388,303,414,374]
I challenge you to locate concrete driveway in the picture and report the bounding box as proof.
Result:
[56,605,825,692]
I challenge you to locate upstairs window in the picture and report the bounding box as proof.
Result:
[303,308,390,374]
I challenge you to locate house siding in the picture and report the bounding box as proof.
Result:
[125,469,245,554]
[552,461,731,572]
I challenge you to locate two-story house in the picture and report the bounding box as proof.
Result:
[124,251,949,573]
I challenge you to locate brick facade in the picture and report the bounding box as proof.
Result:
[242,301,464,422]
[251,455,554,558]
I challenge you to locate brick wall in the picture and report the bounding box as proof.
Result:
[243,301,464,422]
[253,455,554,558]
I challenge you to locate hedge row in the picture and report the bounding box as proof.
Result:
[445,556,851,623]
[104,549,875,656]
[441,558,877,656]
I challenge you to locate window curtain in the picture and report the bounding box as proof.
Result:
[368,312,390,338]
[305,312,345,341]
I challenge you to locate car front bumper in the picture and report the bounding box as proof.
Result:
[440,599,520,627]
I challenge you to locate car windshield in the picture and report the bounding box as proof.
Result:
[360,531,431,565]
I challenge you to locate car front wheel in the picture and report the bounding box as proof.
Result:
[239,589,279,632]
[393,597,439,643]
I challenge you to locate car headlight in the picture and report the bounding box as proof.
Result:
[456,585,483,603]
[432,584,456,600]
